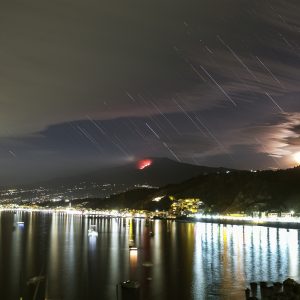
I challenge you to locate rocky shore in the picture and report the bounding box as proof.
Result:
[245,278,300,299]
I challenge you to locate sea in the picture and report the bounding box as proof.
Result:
[0,211,299,300]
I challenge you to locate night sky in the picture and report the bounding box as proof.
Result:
[1,0,300,184]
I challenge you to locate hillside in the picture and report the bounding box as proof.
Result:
[47,167,300,213]
[155,168,300,213]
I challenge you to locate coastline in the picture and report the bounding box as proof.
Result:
[2,207,300,230]
[175,216,300,229]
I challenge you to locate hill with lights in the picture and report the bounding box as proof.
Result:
[48,166,300,213]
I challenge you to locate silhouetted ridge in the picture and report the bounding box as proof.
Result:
[43,157,233,187]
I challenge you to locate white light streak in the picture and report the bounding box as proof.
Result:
[146,122,160,139]
[199,65,237,107]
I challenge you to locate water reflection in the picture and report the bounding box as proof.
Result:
[0,212,300,300]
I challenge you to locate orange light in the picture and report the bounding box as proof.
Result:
[137,159,152,170]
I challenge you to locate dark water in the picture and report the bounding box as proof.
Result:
[0,211,299,300]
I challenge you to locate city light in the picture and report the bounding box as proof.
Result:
[152,196,164,202]
[1,205,300,228]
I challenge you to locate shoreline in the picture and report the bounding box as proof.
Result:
[175,216,300,229]
[1,207,300,229]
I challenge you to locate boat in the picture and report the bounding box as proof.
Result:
[27,275,45,285]
[88,225,98,237]
[24,275,46,300]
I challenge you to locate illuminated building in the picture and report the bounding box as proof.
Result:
[170,198,203,215]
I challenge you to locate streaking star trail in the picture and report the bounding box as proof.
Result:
[0,0,299,183]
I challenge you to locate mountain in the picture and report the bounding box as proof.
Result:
[44,157,233,187]
[0,158,234,203]
[53,166,300,213]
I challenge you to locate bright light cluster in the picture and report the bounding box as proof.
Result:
[193,213,300,223]
[1,206,299,226]
[293,152,300,165]
[137,159,152,170]
[0,206,147,219]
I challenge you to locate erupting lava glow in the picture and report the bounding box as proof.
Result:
[137,159,152,170]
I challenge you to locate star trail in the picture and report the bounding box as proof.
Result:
[0,0,300,184]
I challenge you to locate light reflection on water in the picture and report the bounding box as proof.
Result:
[0,212,299,300]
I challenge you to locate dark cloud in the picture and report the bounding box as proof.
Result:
[0,0,300,183]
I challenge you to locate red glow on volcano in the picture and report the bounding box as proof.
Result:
[137,159,152,170]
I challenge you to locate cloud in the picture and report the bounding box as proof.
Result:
[0,0,299,136]
[1,0,300,182]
